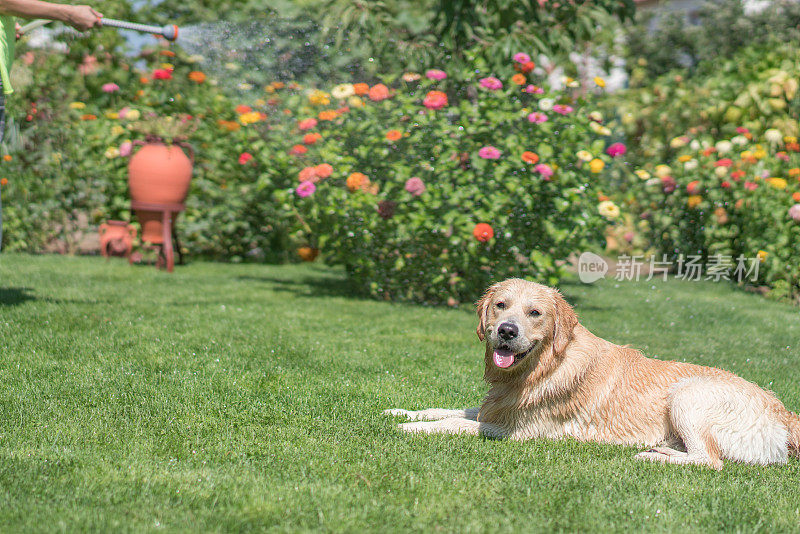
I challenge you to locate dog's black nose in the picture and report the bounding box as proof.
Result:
[498,322,518,341]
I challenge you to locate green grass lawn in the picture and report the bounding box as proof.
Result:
[1,254,799,532]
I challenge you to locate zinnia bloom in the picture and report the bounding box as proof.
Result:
[479,77,503,90]
[478,146,501,159]
[331,83,355,99]
[298,118,318,131]
[318,110,338,121]
[661,176,677,193]
[535,163,553,179]
[511,73,526,85]
[589,158,605,173]
[523,85,543,94]
[790,204,800,221]
[577,150,593,162]
[102,83,120,93]
[606,143,626,157]
[314,163,333,178]
[686,180,701,194]
[527,112,548,123]
[423,90,448,110]
[188,71,206,83]
[598,200,620,219]
[594,77,606,88]
[552,104,573,115]
[290,144,308,155]
[119,141,133,157]
[346,172,370,192]
[299,166,317,182]
[296,181,316,198]
[303,132,322,145]
[238,152,253,165]
[0,178,7,186]
[386,130,402,141]
[513,52,531,64]
[521,61,535,73]
[473,223,494,242]
[353,83,369,95]
[425,69,447,81]
[765,129,783,144]
[401,72,421,82]
[521,151,539,164]
[153,68,172,80]
[744,181,758,191]
[405,177,425,196]
[368,84,390,101]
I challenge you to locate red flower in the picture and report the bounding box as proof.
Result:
[473,223,494,242]
[368,83,390,102]
[731,170,745,180]
[721,181,731,189]
[744,181,758,191]
[686,180,700,194]
[153,68,173,80]
[303,132,322,145]
[235,104,252,114]
[521,61,535,73]
[238,152,253,165]
[714,158,733,168]
[290,144,308,155]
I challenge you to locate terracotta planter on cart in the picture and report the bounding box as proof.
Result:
[128,142,193,271]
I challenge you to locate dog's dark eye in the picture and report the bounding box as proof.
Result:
[528,309,541,317]
[496,302,505,309]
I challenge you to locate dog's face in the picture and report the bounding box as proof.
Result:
[476,279,577,376]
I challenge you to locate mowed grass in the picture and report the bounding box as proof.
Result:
[1,253,799,533]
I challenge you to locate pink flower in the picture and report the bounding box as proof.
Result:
[736,127,750,134]
[527,112,548,123]
[118,107,131,119]
[478,146,501,159]
[744,181,758,191]
[296,181,316,198]
[298,118,318,131]
[119,141,133,157]
[523,85,543,94]
[405,177,426,196]
[534,163,553,179]
[661,176,677,193]
[513,52,531,64]
[479,77,503,90]
[552,104,573,115]
[606,142,627,157]
[102,83,120,93]
[789,204,800,222]
[423,90,448,110]
[425,69,447,81]
[777,151,790,162]
[153,68,172,80]
[238,152,253,165]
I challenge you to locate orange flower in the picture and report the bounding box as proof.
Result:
[511,73,526,85]
[160,49,176,57]
[0,178,7,186]
[789,168,800,178]
[521,151,539,164]
[303,133,322,145]
[793,192,800,202]
[272,81,285,89]
[473,223,494,242]
[299,166,318,182]
[386,129,402,141]
[788,141,800,152]
[346,172,370,192]
[235,104,252,114]
[314,163,333,178]
[139,76,149,84]
[80,114,97,121]
[2,154,11,162]
[290,144,308,155]
[368,83,390,101]
[598,194,610,202]
[353,83,369,95]
[296,246,319,262]
[318,109,338,121]
[188,71,206,83]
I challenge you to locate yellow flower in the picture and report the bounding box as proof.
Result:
[784,136,797,144]
[331,83,355,99]
[598,200,620,219]
[635,169,651,180]
[104,111,119,120]
[265,85,276,94]
[576,150,593,162]
[239,111,262,125]
[687,195,702,208]
[597,125,611,136]
[678,154,692,162]
[740,150,753,160]
[589,158,605,173]
[655,165,672,178]
[124,109,141,121]
[593,76,606,88]
[767,177,787,189]
[308,89,331,106]
[347,96,365,108]
[52,152,62,163]
[670,137,687,149]
[69,102,86,110]
[753,149,767,159]
[111,125,125,136]
[254,98,266,107]
[104,146,120,159]
[160,63,174,70]
[757,250,768,262]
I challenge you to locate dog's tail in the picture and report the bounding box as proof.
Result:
[788,412,800,458]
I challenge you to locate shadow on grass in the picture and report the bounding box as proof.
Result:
[237,271,366,301]
[0,287,36,307]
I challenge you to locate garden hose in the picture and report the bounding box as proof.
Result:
[18,17,179,41]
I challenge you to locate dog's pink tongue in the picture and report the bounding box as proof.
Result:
[493,348,515,368]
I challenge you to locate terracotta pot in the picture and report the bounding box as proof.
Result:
[297,246,320,262]
[128,142,193,243]
[99,220,136,258]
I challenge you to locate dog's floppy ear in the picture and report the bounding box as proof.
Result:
[475,283,500,341]
[551,290,578,355]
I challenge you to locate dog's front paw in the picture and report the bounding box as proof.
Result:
[398,421,437,434]
[383,408,414,419]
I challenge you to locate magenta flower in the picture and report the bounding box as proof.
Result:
[425,69,447,81]
[479,77,503,90]
[523,85,543,94]
[790,204,800,222]
[527,112,548,124]
[552,104,573,115]
[478,146,501,159]
[296,181,316,198]
[102,83,120,93]
[606,142,627,157]
[119,141,133,157]
[405,177,426,196]
[534,164,554,179]
[513,52,531,64]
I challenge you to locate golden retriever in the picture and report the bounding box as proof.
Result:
[385,278,800,469]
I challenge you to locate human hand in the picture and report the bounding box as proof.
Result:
[63,5,103,32]
[15,22,21,40]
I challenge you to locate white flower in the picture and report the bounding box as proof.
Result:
[765,128,783,144]
[655,165,672,178]
[731,135,749,146]
[331,83,355,100]
[715,140,733,154]
[689,139,701,151]
[538,98,554,111]
[715,166,728,177]
[598,200,620,219]
[684,159,698,170]
[576,150,593,162]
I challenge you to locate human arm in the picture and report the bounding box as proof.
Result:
[0,0,102,31]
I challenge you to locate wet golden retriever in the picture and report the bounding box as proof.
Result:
[385,278,800,469]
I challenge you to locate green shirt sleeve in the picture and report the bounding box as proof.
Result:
[0,15,15,94]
